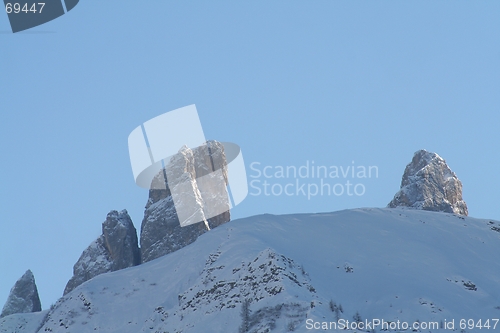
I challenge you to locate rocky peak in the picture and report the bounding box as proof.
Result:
[140,140,230,263]
[1,270,41,318]
[388,149,468,215]
[64,210,140,295]
[102,210,141,271]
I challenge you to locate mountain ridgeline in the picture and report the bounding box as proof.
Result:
[1,149,490,333]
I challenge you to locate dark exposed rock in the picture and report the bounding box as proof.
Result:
[140,140,230,263]
[388,149,468,215]
[63,210,140,295]
[1,270,41,318]
[102,210,141,271]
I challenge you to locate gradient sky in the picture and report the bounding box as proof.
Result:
[1,1,499,310]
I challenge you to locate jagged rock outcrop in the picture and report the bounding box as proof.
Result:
[388,149,468,215]
[1,270,41,318]
[64,210,140,295]
[140,140,230,263]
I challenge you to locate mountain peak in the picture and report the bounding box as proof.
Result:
[63,209,140,295]
[140,140,230,263]
[388,149,468,215]
[1,270,41,318]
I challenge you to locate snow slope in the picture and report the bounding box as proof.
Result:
[1,208,500,332]
[0,311,48,333]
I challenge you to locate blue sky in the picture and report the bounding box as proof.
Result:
[1,1,499,309]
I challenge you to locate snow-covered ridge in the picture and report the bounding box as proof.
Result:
[2,208,499,332]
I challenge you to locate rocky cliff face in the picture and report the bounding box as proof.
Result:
[1,270,41,318]
[140,140,230,263]
[388,149,468,215]
[64,210,140,295]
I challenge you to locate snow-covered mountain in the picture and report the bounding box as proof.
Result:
[2,208,499,332]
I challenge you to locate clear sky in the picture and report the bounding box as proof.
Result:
[1,1,499,310]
